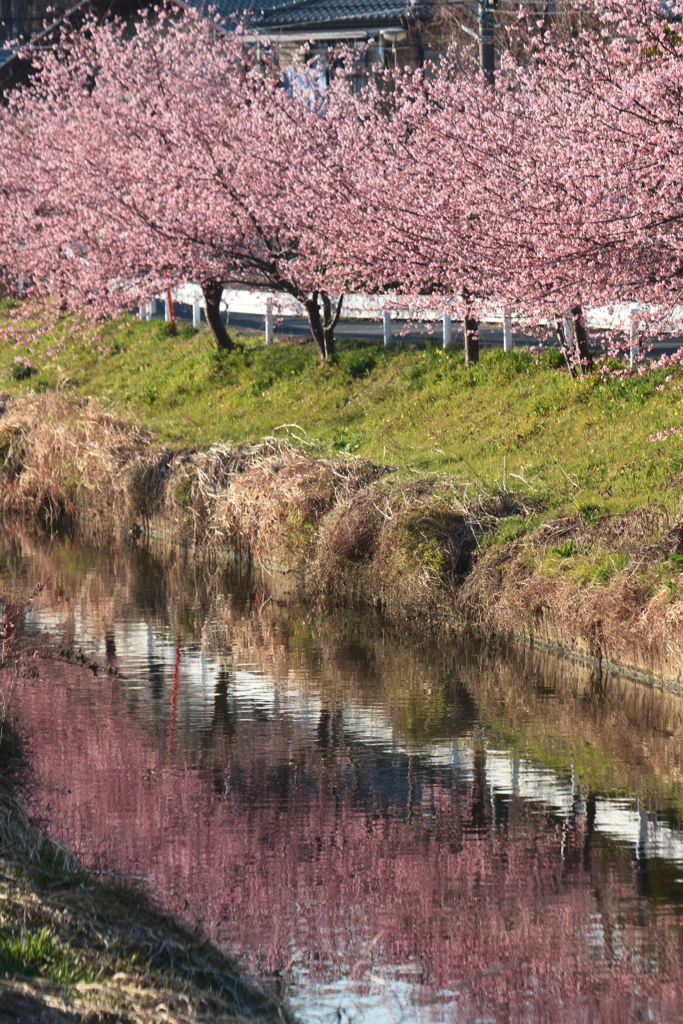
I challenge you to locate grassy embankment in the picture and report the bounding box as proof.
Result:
[3,305,683,677]
[3,308,683,513]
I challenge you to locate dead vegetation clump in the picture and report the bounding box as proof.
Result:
[0,392,156,527]
[313,482,477,612]
[205,442,381,569]
[516,505,672,564]
[0,394,383,565]
[458,504,683,683]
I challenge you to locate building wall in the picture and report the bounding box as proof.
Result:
[0,0,71,41]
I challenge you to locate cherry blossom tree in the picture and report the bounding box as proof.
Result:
[0,9,358,359]
[453,0,683,332]
[337,0,683,363]
[4,0,683,368]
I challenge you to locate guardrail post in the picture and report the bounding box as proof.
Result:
[265,298,274,345]
[138,304,146,321]
[383,310,393,347]
[192,298,201,329]
[503,314,513,352]
[442,313,452,349]
[148,299,157,318]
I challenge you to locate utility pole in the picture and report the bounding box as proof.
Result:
[478,0,495,84]
[458,0,495,366]
[0,0,14,39]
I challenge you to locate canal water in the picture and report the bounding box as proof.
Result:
[2,523,683,1023]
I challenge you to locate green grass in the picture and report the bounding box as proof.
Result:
[3,306,683,520]
[0,923,92,984]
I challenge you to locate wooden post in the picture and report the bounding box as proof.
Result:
[503,314,513,352]
[442,313,452,349]
[383,310,393,347]
[265,298,274,346]
[192,299,201,329]
[630,303,640,367]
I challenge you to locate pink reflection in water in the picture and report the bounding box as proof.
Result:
[6,658,683,1024]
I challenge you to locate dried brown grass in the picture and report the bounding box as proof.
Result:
[193,441,380,568]
[459,504,683,684]
[0,393,382,568]
[313,481,476,612]
[0,391,155,526]
[516,505,672,563]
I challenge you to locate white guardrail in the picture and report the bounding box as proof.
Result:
[139,285,683,350]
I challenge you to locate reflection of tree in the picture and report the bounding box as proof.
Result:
[4,527,683,1021]
[316,709,331,753]
[104,631,116,660]
[148,660,164,701]
[9,657,683,1024]
[206,667,235,744]
[469,746,489,834]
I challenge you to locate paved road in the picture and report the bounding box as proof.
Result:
[172,303,683,359]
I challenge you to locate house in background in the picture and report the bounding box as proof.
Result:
[0,0,144,93]
[1,0,448,96]
[177,0,443,70]
[0,0,72,42]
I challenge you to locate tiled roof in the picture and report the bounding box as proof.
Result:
[257,0,413,28]
[181,0,418,30]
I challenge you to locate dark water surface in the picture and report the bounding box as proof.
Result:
[2,524,683,1023]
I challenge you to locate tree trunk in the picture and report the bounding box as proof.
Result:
[555,312,584,377]
[556,307,592,376]
[571,304,593,372]
[202,281,233,351]
[304,290,343,360]
[462,288,479,366]
[464,313,479,366]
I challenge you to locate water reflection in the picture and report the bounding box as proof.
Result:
[1,524,683,1022]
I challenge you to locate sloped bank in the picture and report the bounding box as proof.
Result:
[1,391,683,688]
